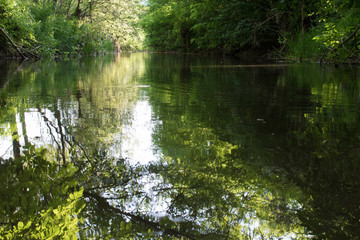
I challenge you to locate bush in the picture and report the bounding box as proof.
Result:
[310,1,360,62]
[80,23,115,55]
[286,28,324,60]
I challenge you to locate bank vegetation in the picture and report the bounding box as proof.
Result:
[1,0,360,63]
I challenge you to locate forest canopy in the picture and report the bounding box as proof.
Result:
[1,0,360,62]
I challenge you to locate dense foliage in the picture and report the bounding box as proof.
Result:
[1,0,359,61]
[0,145,85,239]
[0,0,144,58]
[143,0,360,62]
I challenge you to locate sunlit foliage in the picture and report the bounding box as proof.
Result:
[0,145,85,239]
[0,0,144,57]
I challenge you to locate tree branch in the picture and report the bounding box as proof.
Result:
[329,26,360,58]
[340,26,360,47]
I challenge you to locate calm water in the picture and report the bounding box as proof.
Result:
[1,53,360,239]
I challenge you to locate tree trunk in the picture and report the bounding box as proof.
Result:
[75,0,82,18]
[12,115,21,158]
[301,0,304,41]
[54,102,67,165]
[20,110,29,146]
[12,132,21,159]
[0,27,27,59]
[89,0,93,22]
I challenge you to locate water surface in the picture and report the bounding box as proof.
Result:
[1,53,360,239]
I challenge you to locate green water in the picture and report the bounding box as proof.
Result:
[1,53,360,239]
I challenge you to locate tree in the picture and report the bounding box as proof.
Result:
[0,0,145,57]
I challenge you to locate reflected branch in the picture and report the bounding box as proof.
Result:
[84,191,198,240]
[36,106,93,164]
[54,103,66,165]
[152,186,200,192]
[37,107,62,155]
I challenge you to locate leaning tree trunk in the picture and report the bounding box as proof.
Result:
[0,27,27,60]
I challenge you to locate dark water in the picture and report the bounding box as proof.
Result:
[1,53,360,239]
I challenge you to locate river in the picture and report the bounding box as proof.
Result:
[1,53,360,239]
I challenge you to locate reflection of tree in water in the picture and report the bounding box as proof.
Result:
[277,106,360,239]
[144,58,360,239]
[0,54,153,238]
[1,55,360,239]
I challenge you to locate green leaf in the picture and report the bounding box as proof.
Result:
[126,222,132,231]
[120,221,125,229]
[17,221,24,229]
